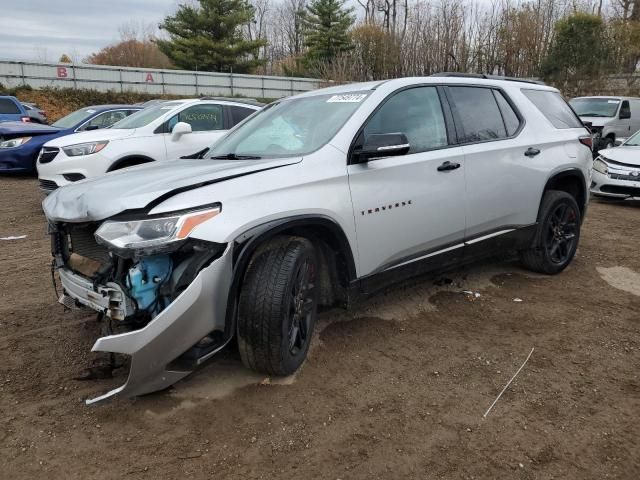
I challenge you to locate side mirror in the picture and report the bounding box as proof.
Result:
[620,110,631,120]
[84,125,100,131]
[352,133,410,163]
[171,121,192,141]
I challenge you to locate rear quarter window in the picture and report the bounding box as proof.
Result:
[0,98,21,114]
[522,89,583,129]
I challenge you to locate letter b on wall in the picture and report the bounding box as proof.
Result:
[57,67,68,78]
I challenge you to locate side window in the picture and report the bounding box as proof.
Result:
[0,98,21,114]
[229,106,256,127]
[521,89,583,129]
[493,90,521,136]
[81,110,128,130]
[173,104,224,132]
[620,100,631,118]
[361,86,448,154]
[448,87,506,142]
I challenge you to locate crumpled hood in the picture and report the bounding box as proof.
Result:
[43,128,137,147]
[43,157,302,222]
[600,146,640,166]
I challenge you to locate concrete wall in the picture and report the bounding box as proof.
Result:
[0,60,322,99]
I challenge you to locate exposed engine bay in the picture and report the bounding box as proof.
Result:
[49,221,233,403]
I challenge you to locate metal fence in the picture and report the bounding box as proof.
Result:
[0,60,322,99]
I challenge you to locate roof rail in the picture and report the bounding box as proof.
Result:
[199,96,265,106]
[430,72,545,86]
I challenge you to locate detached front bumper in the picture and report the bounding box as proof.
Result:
[58,244,234,404]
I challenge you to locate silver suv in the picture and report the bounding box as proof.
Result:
[43,75,593,403]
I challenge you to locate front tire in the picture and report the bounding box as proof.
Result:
[521,190,581,274]
[237,236,318,376]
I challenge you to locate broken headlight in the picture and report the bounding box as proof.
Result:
[95,205,221,252]
[593,157,608,175]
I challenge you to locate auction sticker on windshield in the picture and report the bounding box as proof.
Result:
[327,94,368,103]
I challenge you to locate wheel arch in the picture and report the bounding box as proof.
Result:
[107,155,155,172]
[223,215,358,337]
[541,168,587,219]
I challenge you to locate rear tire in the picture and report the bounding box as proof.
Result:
[521,190,581,275]
[237,236,318,376]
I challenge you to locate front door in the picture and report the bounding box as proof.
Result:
[347,86,466,278]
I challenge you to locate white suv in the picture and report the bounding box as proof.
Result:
[36,98,262,192]
[43,75,592,403]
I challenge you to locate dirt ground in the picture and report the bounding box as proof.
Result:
[1,177,639,480]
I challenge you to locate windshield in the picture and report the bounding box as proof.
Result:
[624,130,640,147]
[570,98,620,117]
[111,102,183,129]
[51,108,98,129]
[207,92,371,159]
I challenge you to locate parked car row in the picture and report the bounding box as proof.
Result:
[0,97,261,181]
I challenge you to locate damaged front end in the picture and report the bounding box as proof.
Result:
[49,206,234,404]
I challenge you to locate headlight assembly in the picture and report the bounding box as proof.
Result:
[62,141,109,157]
[0,136,31,148]
[95,205,221,252]
[593,157,608,175]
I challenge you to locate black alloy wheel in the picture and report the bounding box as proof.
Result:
[544,202,578,265]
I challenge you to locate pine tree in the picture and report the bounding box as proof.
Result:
[302,0,354,64]
[156,0,267,73]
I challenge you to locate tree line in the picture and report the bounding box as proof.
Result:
[80,0,640,90]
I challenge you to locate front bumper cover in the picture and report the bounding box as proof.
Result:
[59,244,234,404]
[591,168,640,199]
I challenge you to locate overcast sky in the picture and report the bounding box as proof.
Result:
[0,0,498,64]
[0,0,178,62]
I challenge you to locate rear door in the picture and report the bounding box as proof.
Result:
[164,103,226,158]
[445,85,537,239]
[347,85,467,278]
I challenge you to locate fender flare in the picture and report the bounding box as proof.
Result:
[222,215,358,338]
[541,167,588,217]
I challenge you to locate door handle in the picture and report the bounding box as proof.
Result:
[524,147,541,157]
[437,161,461,172]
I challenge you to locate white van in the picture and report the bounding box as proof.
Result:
[569,96,640,151]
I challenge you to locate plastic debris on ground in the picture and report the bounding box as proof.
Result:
[0,235,27,241]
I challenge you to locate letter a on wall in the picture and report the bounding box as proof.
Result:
[57,67,68,78]
[145,73,155,83]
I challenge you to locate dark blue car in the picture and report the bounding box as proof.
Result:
[0,104,142,173]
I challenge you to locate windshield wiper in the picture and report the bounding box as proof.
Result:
[579,113,609,117]
[209,153,262,160]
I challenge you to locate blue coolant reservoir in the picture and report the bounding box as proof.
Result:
[126,255,173,313]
